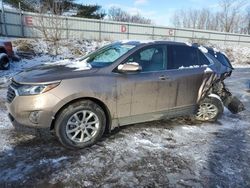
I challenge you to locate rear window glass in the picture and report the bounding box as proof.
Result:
[168,45,198,69]
[208,49,232,68]
[216,53,232,68]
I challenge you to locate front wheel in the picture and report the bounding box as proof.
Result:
[196,97,224,122]
[55,100,106,149]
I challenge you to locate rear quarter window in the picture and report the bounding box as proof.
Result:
[168,45,199,69]
[198,51,210,65]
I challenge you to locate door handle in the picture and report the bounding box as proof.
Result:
[159,75,171,80]
[159,75,166,80]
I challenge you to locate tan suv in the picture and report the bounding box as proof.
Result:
[6,41,244,149]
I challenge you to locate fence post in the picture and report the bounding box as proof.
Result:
[66,17,69,39]
[127,23,129,39]
[19,3,24,37]
[20,12,24,37]
[99,20,101,41]
[152,26,155,40]
[173,28,176,41]
[1,1,8,37]
[224,34,227,45]
[0,9,2,36]
[192,29,195,41]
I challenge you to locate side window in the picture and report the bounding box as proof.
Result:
[140,48,155,61]
[198,51,210,65]
[128,45,167,72]
[168,45,199,69]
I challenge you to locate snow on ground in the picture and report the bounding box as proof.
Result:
[0,39,250,187]
[0,39,109,79]
[215,45,250,68]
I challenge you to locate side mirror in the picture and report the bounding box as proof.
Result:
[117,62,142,73]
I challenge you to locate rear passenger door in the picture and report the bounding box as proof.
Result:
[167,45,208,107]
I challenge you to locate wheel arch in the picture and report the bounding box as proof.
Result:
[0,47,7,54]
[50,97,112,134]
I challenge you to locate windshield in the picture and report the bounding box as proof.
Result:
[81,43,136,68]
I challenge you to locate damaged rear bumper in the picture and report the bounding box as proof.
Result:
[198,72,245,114]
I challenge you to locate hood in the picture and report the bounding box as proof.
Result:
[14,59,99,84]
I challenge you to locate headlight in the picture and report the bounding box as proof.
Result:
[17,82,60,96]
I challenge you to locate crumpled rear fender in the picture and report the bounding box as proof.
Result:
[197,72,218,103]
[197,71,245,114]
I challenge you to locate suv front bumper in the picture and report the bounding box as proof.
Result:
[6,92,61,129]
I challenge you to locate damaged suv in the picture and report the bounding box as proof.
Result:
[6,41,244,149]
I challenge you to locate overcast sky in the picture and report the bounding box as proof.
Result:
[75,0,228,26]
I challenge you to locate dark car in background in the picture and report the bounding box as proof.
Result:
[0,40,14,70]
[6,40,244,149]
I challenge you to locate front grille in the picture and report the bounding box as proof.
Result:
[7,87,16,103]
[6,80,21,103]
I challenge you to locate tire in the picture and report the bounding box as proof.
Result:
[55,100,106,149]
[0,53,10,70]
[196,97,224,122]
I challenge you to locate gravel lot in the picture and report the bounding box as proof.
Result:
[0,67,249,188]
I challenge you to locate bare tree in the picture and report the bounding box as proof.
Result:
[108,7,151,24]
[247,6,250,34]
[35,0,67,55]
[218,0,246,32]
[172,8,217,30]
[172,0,248,34]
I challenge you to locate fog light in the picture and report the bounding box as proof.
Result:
[29,111,41,124]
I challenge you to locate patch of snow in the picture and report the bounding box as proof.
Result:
[179,64,208,69]
[213,47,220,52]
[204,67,213,73]
[45,58,92,71]
[198,46,208,53]
[120,40,155,44]
[127,62,139,66]
[212,44,250,66]
[0,39,109,79]
[185,42,192,46]
[39,156,68,165]
[179,65,199,69]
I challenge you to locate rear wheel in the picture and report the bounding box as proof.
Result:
[0,53,10,70]
[196,97,223,122]
[55,100,106,149]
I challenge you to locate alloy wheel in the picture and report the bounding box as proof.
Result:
[66,110,100,143]
[196,103,219,121]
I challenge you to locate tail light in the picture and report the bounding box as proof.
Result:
[3,42,13,57]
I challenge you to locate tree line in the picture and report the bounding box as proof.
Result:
[172,0,250,34]
[5,0,250,34]
[5,0,151,24]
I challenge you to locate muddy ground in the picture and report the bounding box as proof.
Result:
[0,68,249,188]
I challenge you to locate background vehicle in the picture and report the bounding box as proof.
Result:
[0,40,14,70]
[6,41,244,149]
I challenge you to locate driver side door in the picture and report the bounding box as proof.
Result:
[115,44,178,125]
